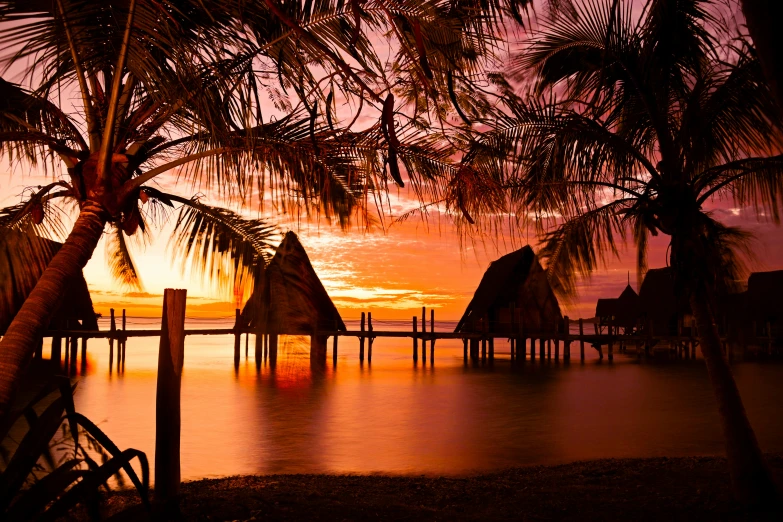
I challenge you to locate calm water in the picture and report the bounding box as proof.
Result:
[47,317,783,481]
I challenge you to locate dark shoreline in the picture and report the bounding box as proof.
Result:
[82,455,783,521]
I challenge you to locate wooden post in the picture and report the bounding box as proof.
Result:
[80,337,87,371]
[519,310,525,363]
[34,337,43,360]
[268,333,278,367]
[109,309,116,370]
[51,336,62,367]
[509,303,516,362]
[554,335,560,362]
[368,312,374,363]
[608,325,614,362]
[463,338,468,363]
[233,308,241,365]
[245,332,249,357]
[579,318,585,362]
[412,316,418,362]
[121,309,127,366]
[360,312,366,362]
[155,289,187,514]
[530,336,536,361]
[563,316,570,362]
[422,307,427,364]
[332,318,339,366]
[481,315,488,361]
[539,337,545,360]
[430,308,435,363]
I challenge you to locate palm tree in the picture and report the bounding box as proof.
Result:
[450,0,783,506]
[0,0,534,417]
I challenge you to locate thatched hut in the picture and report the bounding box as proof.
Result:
[0,230,98,335]
[240,231,345,362]
[637,267,691,336]
[721,270,783,345]
[595,283,640,333]
[454,245,563,335]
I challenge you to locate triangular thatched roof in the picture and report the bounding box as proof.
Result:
[595,284,640,328]
[0,230,98,334]
[454,245,562,333]
[240,231,345,334]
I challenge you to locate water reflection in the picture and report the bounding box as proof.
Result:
[48,317,783,482]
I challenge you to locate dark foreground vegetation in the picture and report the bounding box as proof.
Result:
[75,456,783,521]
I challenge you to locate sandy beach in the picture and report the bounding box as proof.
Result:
[74,455,783,521]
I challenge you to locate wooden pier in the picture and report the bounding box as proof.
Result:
[32,305,782,370]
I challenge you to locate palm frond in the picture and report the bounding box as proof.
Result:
[105,226,143,291]
[160,192,280,300]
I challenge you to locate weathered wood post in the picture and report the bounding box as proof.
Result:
[412,316,418,362]
[579,318,585,362]
[109,308,116,370]
[233,309,241,366]
[608,325,614,362]
[481,315,488,361]
[463,338,468,364]
[254,316,263,363]
[422,307,427,364]
[245,332,249,358]
[554,331,560,362]
[51,335,62,368]
[121,309,127,366]
[80,338,87,373]
[509,303,516,362]
[539,337,545,360]
[155,289,187,515]
[563,316,570,362]
[430,308,435,363]
[368,312,374,363]
[333,319,339,366]
[360,312,366,363]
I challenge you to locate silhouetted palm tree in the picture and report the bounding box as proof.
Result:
[0,0,532,417]
[451,0,783,506]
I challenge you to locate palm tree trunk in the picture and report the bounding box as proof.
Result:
[690,287,780,507]
[0,201,108,418]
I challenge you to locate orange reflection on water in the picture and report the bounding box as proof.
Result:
[52,317,783,483]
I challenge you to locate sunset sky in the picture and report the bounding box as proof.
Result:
[3,164,783,322]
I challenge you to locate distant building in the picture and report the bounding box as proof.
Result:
[637,267,692,336]
[454,245,563,335]
[0,230,98,335]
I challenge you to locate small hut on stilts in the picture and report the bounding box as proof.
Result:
[0,230,98,365]
[454,245,563,362]
[240,231,345,366]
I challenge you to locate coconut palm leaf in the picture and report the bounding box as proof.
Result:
[105,226,143,292]
[155,190,279,299]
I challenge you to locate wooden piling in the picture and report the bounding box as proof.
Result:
[430,308,435,363]
[268,333,278,367]
[481,315,488,361]
[34,337,43,360]
[233,309,241,365]
[463,338,468,363]
[360,312,366,362]
[121,309,127,366]
[154,289,187,514]
[579,319,585,362]
[51,336,62,367]
[80,337,87,370]
[509,302,516,362]
[539,338,545,360]
[422,307,427,364]
[608,326,614,362]
[368,312,373,363]
[563,316,570,362]
[109,309,116,369]
[333,319,339,366]
[413,316,418,362]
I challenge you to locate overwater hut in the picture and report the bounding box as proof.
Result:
[454,245,563,336]
[595,282,640,334]
[240,231,345,362]
[720,271,783,353]
[0,230,98,335]
[637,267,691,336]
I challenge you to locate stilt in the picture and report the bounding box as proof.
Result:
[412,316,418,363]
[360,312,366,363]
[510,302,516,363]
[333,319,339,366]
[121,309,127,368]
[463,338,468,363]
[422,307,427,364]
[109,309,116,371]
[233,309,241,366]
[245,332,249,357]
[539,338,545,360]
[563,316,570,362]
[430,309,435,363]
[34,337,43,360]
[530,337,536,361]
[51,335,62,368]
[554,337,560,362]
[579,318,585,362]
[80,338,87,372]
[368,312,373,363]
[268,334,278,368]
[488,337,494,363]
[608,326,614,362]
[481,315,488,362]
